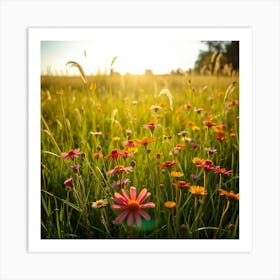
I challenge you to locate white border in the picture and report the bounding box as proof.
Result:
[29,27,252,253]
[1,0,279,279]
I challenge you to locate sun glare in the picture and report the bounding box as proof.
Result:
[41,38,204,76]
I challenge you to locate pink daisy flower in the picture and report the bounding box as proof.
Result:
[111,186,155,227]
[61,148,83,160]
[106,165,133,176]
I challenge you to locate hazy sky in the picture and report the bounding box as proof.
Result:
[41,40,207,75]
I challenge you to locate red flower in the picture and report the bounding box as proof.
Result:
[203,120,216,127]
[106,149,129,160]
[160,160,177,167]
[213,166,233,176]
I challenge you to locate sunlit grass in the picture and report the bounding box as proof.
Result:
[41,73,239,239]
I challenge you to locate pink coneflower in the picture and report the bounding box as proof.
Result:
[61,148,83,160]
[70,164,81,172]
[205,147,217,154]
[143,122,160,132]
[106,165,133,176]
[122,140,136,148]
[189,142,200,148]
[64,177,73,191]
[111,186,155,227]
[111,178,131,188]
[190,174,200,181]
[64,177,73,186]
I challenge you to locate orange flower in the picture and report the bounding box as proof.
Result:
[89,82,97,91]
[135,137,155,146]
[106,165,133,176]
[164,201,176,208]
[172,181,190,188]
[175,144,185,150]
[219,189,239,200]
[93,152,103,159]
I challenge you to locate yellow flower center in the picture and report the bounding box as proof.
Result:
[127,200,140,211]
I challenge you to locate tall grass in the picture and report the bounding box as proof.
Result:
[41,73,239,239]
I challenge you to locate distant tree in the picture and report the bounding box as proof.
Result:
[225,41,239,71]
[194,41,239,76]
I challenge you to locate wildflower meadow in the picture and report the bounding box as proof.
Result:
[41,68,239,239]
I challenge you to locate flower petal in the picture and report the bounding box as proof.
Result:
[121,188,130,202]
[141,202,155,208]
[138,209,151,221]
[136,188,149,204]
[134,211,142,227]
[115,210,129,223]
[127,211,134,226]
[111,204,127,210]
[130,186,137,200]
[114,192,128,204]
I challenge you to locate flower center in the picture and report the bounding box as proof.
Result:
[127,200,140,211]
[96,200,104,206]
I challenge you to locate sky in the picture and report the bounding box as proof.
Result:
[41,39,207,76]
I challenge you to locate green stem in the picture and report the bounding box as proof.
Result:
[214,199,230,238]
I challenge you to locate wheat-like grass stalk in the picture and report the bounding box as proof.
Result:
[159,88,173,111]
[66,61,87,84]
[110,56,118,68]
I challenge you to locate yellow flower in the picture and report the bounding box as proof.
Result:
[128,147,138,154]
[113,136,121,141]
[192,157,202,164]
[192,125,200,131]
[189,186,207,196]
[164,201,176,209]
[170,171,184,178]
[230,132,236,137]
[56,89,64,95]
[89,82,97,91]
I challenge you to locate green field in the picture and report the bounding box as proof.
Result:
[41,73,239,239]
